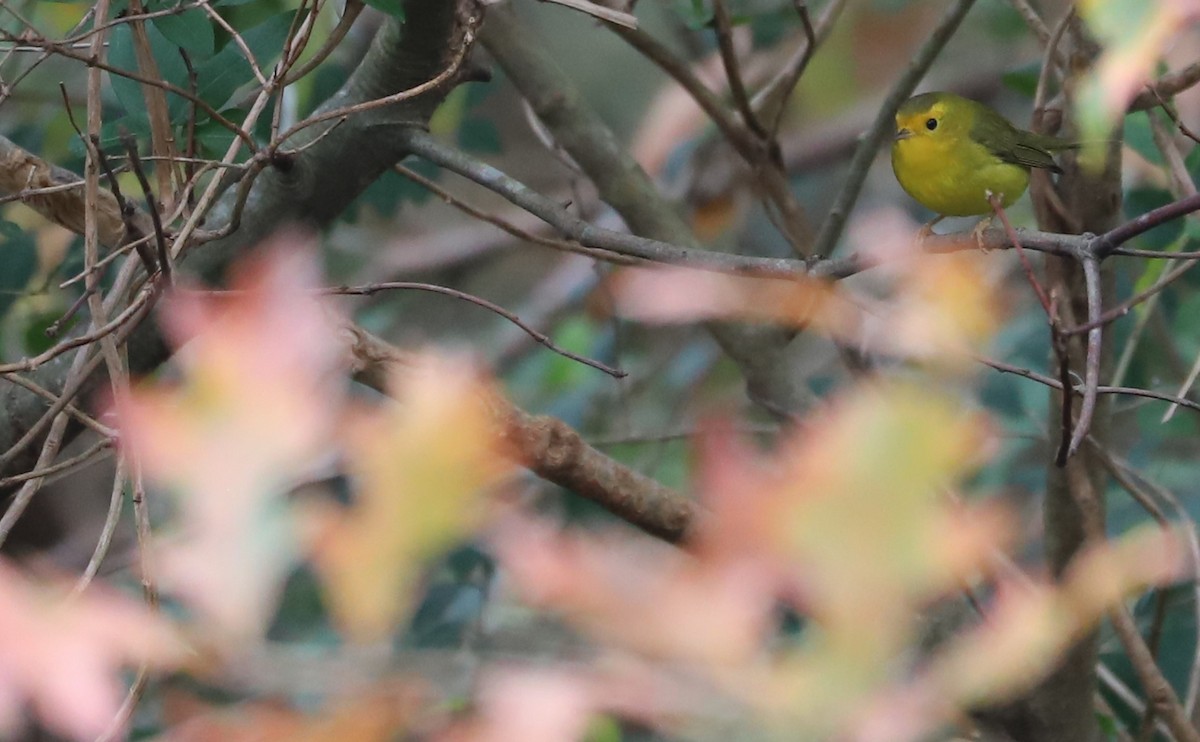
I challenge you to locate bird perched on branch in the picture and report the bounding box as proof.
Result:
[891,91,1076,229]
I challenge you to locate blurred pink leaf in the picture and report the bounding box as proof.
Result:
[493,517,776,666]
[438,662,682,742]
[613,267,858,336]
[0,562,181,741]
[438,668,594,742]
[115,233,346,637]
[613,236,1002,365]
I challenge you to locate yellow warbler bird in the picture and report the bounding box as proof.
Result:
[891,91,1075,222]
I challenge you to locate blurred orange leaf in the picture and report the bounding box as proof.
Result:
[306,354,511,642]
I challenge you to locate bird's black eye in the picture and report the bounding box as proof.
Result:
[925,117,938,131]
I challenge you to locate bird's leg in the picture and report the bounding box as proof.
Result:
[975,190,1004,250]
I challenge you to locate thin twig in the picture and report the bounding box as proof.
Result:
[1062,418,1200,742]
[272,20,475,145]
[121,135,171,284]
[329,282,626,378]
[281,0,365,86]
[977,356,1200,415]
[400,128,812,276]
[393,163,638,265]
[0,437,113,489]
[597,12,811,253]
[1,31,256,149]
[0,289,153,374]
[0,373,115,437]
[991,194,1053,315]
[709,0,765,138]
[1111,605,1200,742]
[71,456,128,597]
[1093,192,1200,258]
[760,0,833,139]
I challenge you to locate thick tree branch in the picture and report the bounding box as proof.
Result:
[341,324,694,542]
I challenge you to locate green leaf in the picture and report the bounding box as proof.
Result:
[457,117,502,154]
[191,114,243,159]
[0,230,37,319]
[675,0,713,28]
[1001,61,1040,98]
[153,8,215,59]
[0,218,23,240]
[347,159,439,222]
[108,23,193,123]
[1185,141,1200,189]
[1125,187,1181,250]
[67,113,151,158]
[192,11,297,111]
[363,0,406,20]
[583,715,622,742]
[1124,110,1164,166]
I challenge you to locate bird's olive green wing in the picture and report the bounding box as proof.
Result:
[969,105,1066,174]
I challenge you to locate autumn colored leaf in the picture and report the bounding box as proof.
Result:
[0,562,181,741]
[613,225,1002,365]
[114,234,346,638]
[493,517,776,666]
[930,525,1184,704]
[613,266,858,337]
[437,667,596,742]
[305,353,511,642]
[438,663,682,742]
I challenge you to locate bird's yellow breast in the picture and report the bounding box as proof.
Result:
[891,132,1029,217]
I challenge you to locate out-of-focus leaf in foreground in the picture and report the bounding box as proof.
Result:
[0,563,180,741]
[1077,0,1199,145]
[613,229,1001,366]
[437,662,683,742]
[613,268,856,337]
[157,683,421,742]
[493,373,1184,740]
[494,516,777,666]
[115,233,346,638]
[306,355,511,642]
[437,667,601,742]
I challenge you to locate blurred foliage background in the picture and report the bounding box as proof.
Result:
[2,0,1200,739]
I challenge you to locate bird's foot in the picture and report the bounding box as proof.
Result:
[916,216,944,245]
[972,216,996,251]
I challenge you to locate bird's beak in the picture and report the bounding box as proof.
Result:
[894,127,913,141]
